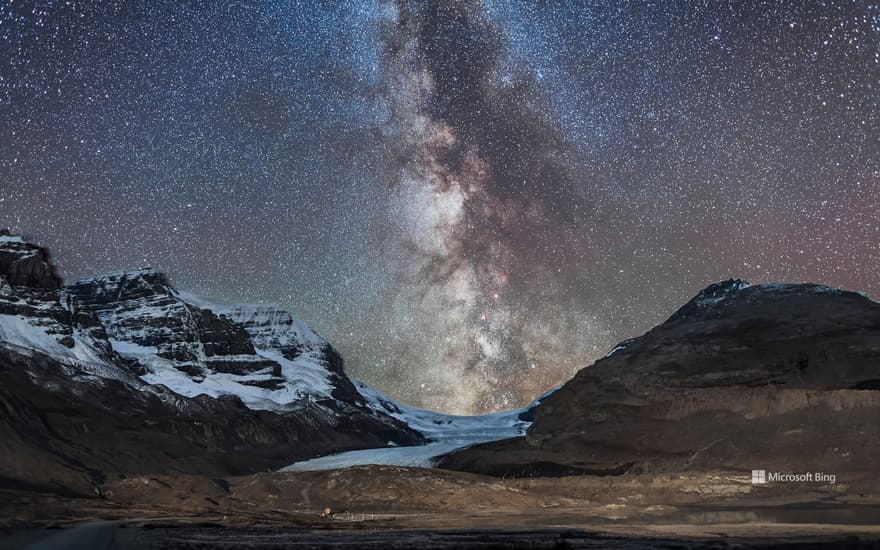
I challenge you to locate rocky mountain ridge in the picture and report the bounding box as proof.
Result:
[6,228,879,505]
[440,279,880,480]
[0,231,423,495]
[64,268,364,408]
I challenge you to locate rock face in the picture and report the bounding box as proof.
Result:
[67,270,295,400]
[0,232,423,496]
[62,268,377,409]
[0,233,119,375]
[0,230,63,289]
[441,279,880,478]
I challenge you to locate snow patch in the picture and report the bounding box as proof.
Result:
[605,338,635,357]
[695,279,751,306]
[0,314,127,382]
[109,339,335,410]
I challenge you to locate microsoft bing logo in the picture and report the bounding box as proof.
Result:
[749,469,836,485]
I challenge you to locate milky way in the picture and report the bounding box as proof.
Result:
[1,1,878,413]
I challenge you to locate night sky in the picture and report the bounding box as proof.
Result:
[2,1,878,413]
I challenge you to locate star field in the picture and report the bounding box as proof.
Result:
[1,1,878,413]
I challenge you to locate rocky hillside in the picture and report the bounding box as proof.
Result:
[0,231,423,496]
[440,279,880,480]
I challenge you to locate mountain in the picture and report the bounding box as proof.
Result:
[12,225,877,502]
[0,231,423,496]
[64,268,364,408]
[439,279,880,481]
[0,231,124,379]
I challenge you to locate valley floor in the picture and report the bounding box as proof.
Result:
[2,466,879,549]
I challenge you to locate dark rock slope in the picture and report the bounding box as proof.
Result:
[440,279,880,479]
[0,232,422,496]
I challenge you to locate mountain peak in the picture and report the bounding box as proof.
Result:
[73,267,171,286]
[68,268,174,306]
[695,278,752,302]
[0,231,63,290]
[0,228,25,242]
[666,278,751,322]
[665,279,874,324]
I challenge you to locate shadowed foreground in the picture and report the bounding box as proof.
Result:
[6,524,879,550]
[2,465,880,549]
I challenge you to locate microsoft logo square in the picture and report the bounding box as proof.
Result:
[752,469,767,484]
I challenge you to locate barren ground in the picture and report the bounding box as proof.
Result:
[2,466,879,548]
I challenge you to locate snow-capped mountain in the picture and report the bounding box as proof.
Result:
[61,264,556,471]
[0,230,561,492]
[65,269,361,410]
[0,231,128,382]
[0,231,424,495]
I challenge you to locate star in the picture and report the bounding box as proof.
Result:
[1,0,877,413]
